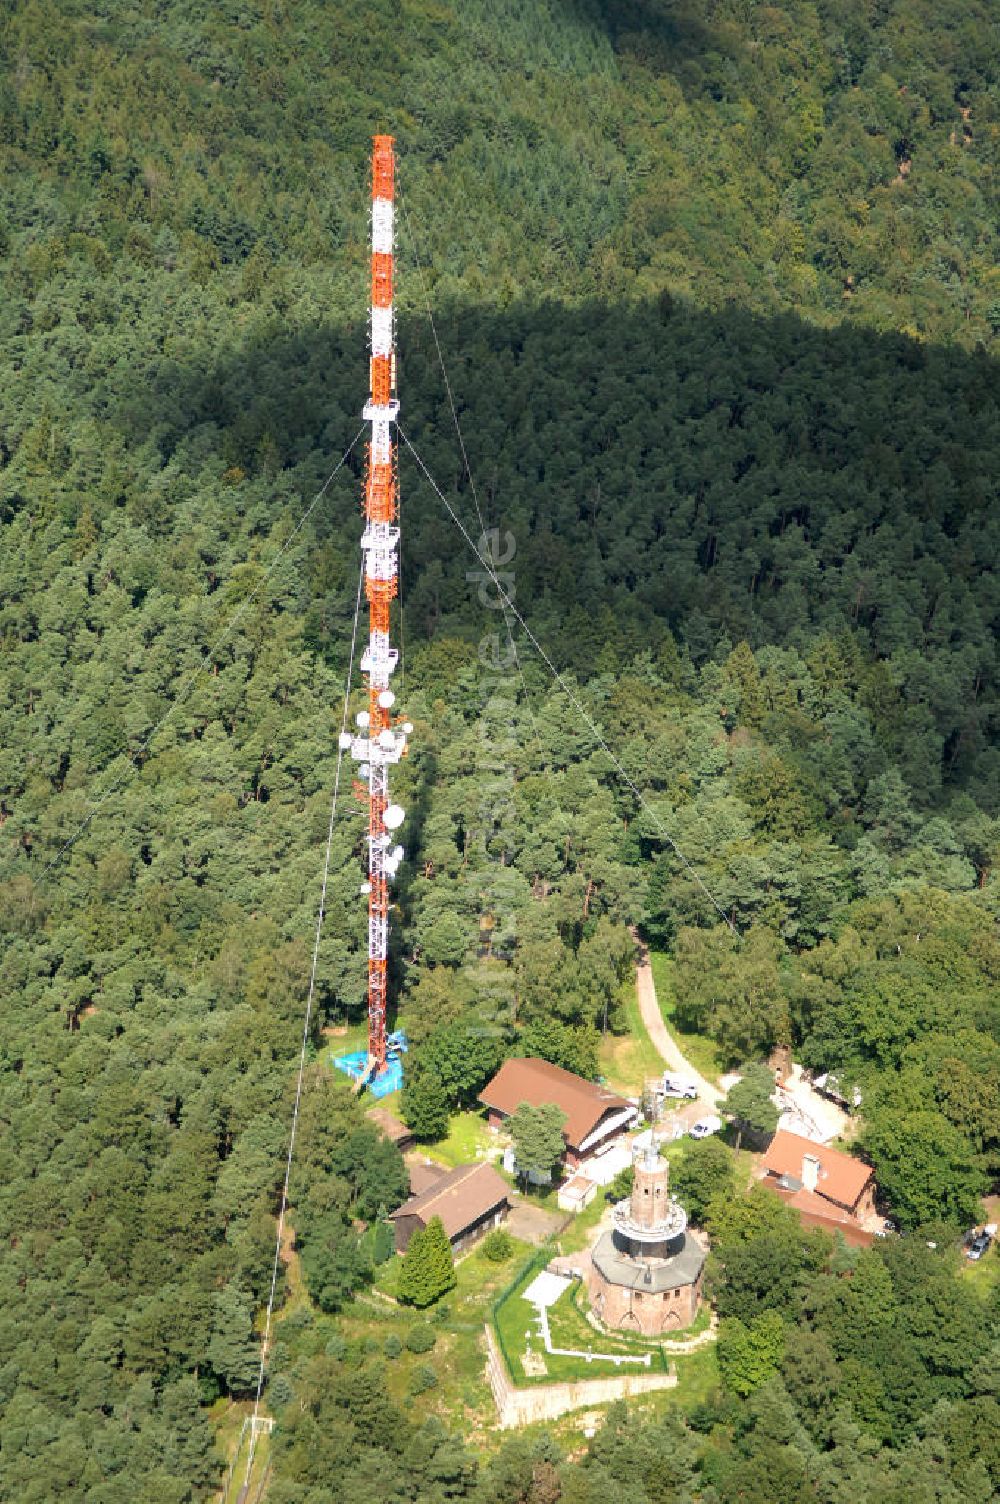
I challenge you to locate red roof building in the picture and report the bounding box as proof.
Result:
[758,1129,880,1247]
[479,1057,637,1168]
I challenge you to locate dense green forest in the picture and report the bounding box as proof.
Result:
[1,0,999,1499]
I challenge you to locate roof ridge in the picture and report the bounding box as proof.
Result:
[404,1160,488,1215]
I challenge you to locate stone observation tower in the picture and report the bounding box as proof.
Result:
[586,1138,706,1336]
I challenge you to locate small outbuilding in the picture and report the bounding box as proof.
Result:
[390,1161,510,1254]
[557,1173,598,1214]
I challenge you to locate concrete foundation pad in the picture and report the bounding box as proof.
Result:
[522,1270,573,1308]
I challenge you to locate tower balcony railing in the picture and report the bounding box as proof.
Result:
[611,1197,687,1243]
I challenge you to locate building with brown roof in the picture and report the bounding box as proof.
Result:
[758,1128,880,1247]
[479,1057,638,1168]
[406,1158,447,1196]
[390,1161,511,1254]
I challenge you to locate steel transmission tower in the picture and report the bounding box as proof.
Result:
[338,135,411,1092]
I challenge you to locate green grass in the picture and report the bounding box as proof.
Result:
[960,1243,1000,1298]
[329,1236,537,1449]
[556,1190,612,1255]
[599,981,666,1096]
[492,1259,691,1383]
[649,952,723,1084]
[213,1403,270,1504]
[422,1108,496,1168]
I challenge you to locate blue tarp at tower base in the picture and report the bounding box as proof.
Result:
[332,1046,405,1098]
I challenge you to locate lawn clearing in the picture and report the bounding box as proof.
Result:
[556,1188,612,1255]
[320,1234,538,1446]
[649,951,723,1083]
[493,1258,676,1383]
[599,981,665,1096]
[422,1108,496,1167]
[961,1242,1000,1298]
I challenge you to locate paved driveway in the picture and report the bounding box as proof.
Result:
[635,947,722,1108]
[577,1142,632,1186]
[506,1201,567,1245]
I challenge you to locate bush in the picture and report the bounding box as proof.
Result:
[324,1334,347,1360]
[606,1164,634,1202]
[481,1228,514,1262]
[405,1324,437,1354]
[408,1363,438,1396]
[383,1333,403,1359]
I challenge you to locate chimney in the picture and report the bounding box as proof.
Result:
[802,1153,820,1193]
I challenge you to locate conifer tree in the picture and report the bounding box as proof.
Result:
[397,1216,456,1308]
[206,1283,260,1395]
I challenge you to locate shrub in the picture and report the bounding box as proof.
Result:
[384,1333,403,1359]
[408,1363,438,1396]
[481,1228,514,1262]
[606,1165,634,1202]
[405,1324,437,1354]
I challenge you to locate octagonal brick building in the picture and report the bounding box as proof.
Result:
[586,1139,706,1336]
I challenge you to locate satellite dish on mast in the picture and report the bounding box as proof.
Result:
[383,804,405,830]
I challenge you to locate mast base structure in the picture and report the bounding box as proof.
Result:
[333,134,412,1100]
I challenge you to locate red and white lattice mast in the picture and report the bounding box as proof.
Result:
[340,135,411,1087]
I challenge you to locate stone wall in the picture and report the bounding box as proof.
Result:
[484,1326,677,1429]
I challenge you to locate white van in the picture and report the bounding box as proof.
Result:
[661,1073,699,1099]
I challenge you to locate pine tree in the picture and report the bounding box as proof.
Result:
[206,1283,260,1395]
[397,1216,456,1308]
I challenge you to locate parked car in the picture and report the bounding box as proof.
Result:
[689,1115,722,1140]
[662,1073,699,1099]
[966,1229,993,1261]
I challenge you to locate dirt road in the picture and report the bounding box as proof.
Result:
[635,948,722,1109]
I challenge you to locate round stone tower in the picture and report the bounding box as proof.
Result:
[612,1139,688,1254]
[587,1137,706,1336]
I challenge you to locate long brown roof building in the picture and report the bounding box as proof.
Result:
[479,1057,637,1167]
[390,1161,510,1253]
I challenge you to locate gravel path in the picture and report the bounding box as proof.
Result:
[635,946,722,1109]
